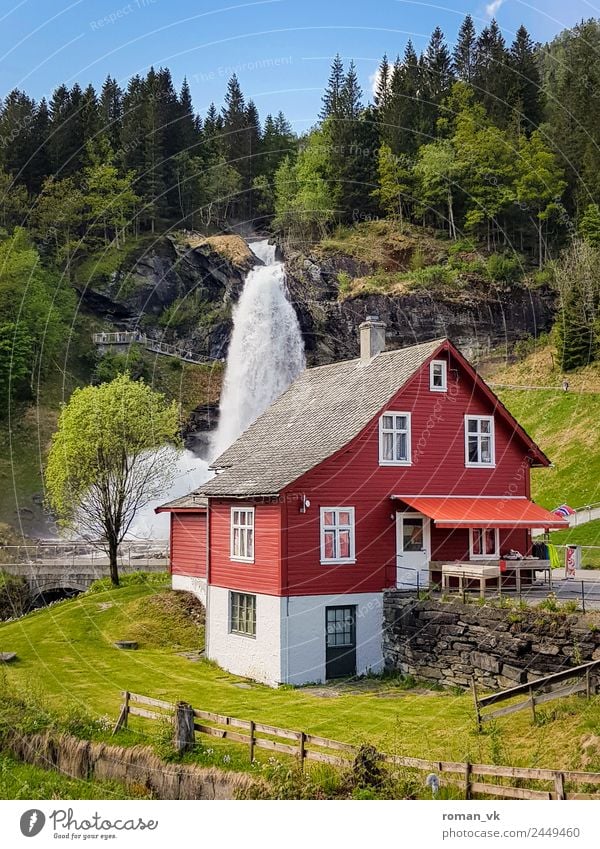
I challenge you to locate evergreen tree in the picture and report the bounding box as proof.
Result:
[0,90,38,188]
[320,53,345,119]
[99,75,123,151]
[178,77,198,152]
[453,15,477,83]
[374,54,391,109]
[221,75,249,214]
[578,203,600,246]
[508,25,543,132]
[424,27,455,104]
[473,19,512,126]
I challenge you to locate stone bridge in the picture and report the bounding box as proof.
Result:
[0,541,169,602]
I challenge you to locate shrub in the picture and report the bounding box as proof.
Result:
[485,253,524,284]
[336,271,352,297]
[0,571,31,620]
[412,264,455,289]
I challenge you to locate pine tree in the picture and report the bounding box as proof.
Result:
[453,15,477,83]
[508,25,543,132]
[99,76,123,151]
[178,77,198,152]
[320,53,345,120]
[424,27,455,103]
[374,54,391,109]
[221,75,249,213]
[578,203,600,246]
[473,19,512,126]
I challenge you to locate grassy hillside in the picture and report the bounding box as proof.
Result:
[1,580,600,771]
[316,220,537,300]
[492,345,600,511]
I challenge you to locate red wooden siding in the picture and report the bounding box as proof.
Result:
[209,499,282,595]
[171,512,207,577]
[282,349,535,596]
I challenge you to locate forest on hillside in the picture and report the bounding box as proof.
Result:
[3,14,600,412]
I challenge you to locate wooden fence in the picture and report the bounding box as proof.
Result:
[114,691,600,800]
[473,659,600,729]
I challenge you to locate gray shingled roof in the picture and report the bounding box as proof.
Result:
[156,493,207,511]
[190,338,445,498]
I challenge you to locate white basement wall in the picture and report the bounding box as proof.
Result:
[283,592,384,685]
[172,574,207,606]
[206,586,283,686]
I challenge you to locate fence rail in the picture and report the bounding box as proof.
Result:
[473,660,600,728]
[92,332,219,365]
[114,691,600,800]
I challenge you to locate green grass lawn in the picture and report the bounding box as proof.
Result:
[498,388,600,510]
[1,581,599,773]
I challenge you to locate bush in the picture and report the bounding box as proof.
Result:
[412,264,455,289]
[485,253,524,284]
[0,571,31,620]
[92,345,150,384]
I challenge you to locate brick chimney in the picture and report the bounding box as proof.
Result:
[359,315,386,361]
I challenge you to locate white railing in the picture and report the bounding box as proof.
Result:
[92,332,220,365]
[0,540,169,568]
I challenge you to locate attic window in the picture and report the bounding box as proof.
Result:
[379,412,412,466]
[465,416,495,467]
[430,360,447,392]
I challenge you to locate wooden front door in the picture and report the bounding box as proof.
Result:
[325,605,356,679]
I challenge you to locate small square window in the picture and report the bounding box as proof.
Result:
[470,527,499,559]
[230,592,256,637]
[379,412,412,465]
[430,360,447,392]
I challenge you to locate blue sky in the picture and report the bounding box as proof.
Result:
[0,0,594,131]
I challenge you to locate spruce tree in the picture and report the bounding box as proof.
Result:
[320,53,345,120]
[454,15,477,83]
[99,76,123,152]
[474,19,512,126]
[374,54,391,109]
[508,25,543,132]
[178,77,198,152]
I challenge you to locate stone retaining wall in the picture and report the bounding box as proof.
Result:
[383,592,600,690]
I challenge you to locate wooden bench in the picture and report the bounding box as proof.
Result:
[441,563,501,598]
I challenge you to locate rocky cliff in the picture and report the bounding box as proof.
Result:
[283,246,556,366]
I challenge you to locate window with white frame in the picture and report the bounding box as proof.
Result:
[230,507,254,561]
[230,591,256,637]
[379,412,411,465]
[470,527,500,559]
[320,508,356,563]
[465,415,495,466]
[430,359,447,392]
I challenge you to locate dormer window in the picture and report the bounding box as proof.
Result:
[379,412,412,465]
[465,416,495,467]
[430,360,447,392]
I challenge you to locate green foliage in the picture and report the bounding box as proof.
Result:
[45,374,180,584]
[578,204,600,247]
[372,144,412,223]
[0,571,31,620]
[553,239,600,371]
[485,253,524,283]
[92,344,150,384]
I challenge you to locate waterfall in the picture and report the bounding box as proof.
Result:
[128,239,305,538]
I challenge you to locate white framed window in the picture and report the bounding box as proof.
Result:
[469,527,500,560]
[320,507,356,564]
[230,591,256,637]
[230,507,254,562]
[465,415,495,467]
[430,359,447,392]
[379,412,412,465]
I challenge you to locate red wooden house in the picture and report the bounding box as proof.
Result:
[157,319,566,685]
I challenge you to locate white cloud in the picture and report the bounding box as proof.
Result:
[485,0,505,17]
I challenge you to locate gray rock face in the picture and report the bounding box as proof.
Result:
[283,246,556,366]
[75,234,259,360]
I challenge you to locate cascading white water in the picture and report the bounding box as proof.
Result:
[211,240,305,458]
[127,239,305,538]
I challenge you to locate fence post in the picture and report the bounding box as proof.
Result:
[529,686,536,724]
[464,762,472,800]
[554,771,566,800]
[112,691,130,735]
[174,701,195,754]
[582,581,586,614]
[471,678,481,732]
[249,720,255,763]
[299,731,307,770]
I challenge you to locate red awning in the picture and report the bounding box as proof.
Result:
[391,495,569,529]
